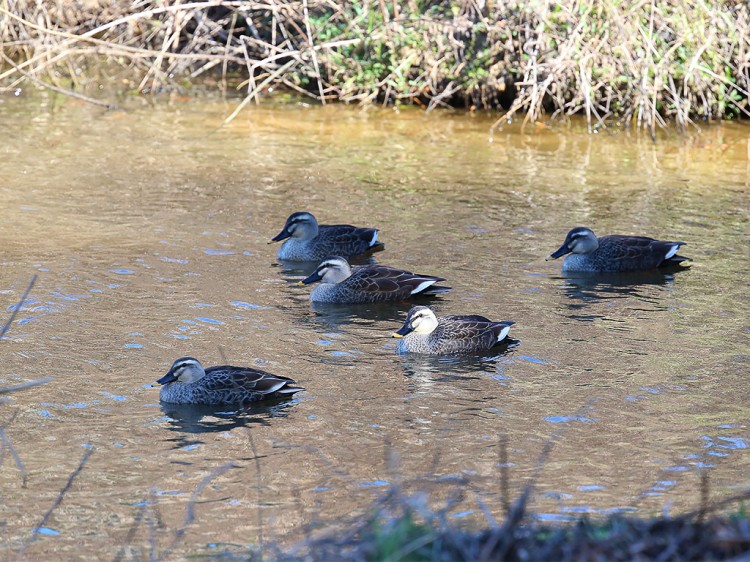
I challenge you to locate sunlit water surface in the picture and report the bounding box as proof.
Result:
[1,93,749,558]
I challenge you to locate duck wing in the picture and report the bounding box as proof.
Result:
[446,314,494,322]
[204,366,303,396]
[348,266,448,297]
[438,316,515,349]
[319,225,383,255]
[600,236,689,270]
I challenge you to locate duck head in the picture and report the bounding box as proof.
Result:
[271,212,319,242]
[157,357,207,385]
[392,306,439,338]
[548,227,599,259]
[299,256,352,286]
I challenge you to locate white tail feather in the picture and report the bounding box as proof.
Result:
[496,325,511,342]
[370,231,378,246]
[665,244,679,259]
[410,280,436,295]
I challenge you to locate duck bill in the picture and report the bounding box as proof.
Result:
[392,324,414,338]
[271,226,291,242]
[300,271,322,285]
[547,243,572,260]
[156,372,177,385]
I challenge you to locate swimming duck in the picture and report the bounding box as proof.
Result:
[156,357,303,405]
[547,227,691,272]
[392,306,514,354]
[271,212,384,262]
[299,256,451,303]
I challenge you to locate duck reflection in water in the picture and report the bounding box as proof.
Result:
[310,300,418,325]
[397,346,519,393]
[557,269,683,307]
[288,299,421,349]
[160,400,297,436]
[275,252,382,279]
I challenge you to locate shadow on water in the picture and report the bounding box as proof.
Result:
[160,399,299,436]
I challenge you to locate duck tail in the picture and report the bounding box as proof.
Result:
[421,285,452,295]
[276,383,305,395]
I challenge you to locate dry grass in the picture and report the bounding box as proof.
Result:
[271,486,750,561]
[2,1,750,131]
[266,434,750,562]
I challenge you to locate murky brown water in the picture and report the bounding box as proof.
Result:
[1,93,749,558]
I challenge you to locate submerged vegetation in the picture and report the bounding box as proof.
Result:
[2,0,750,130]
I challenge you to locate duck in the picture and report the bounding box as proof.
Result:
[547,227,691,272]
[156,357,303,405]
[271,211,384,262]
[299,256,451,303]
[392,305,514,354]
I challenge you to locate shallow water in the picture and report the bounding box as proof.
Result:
[1,93,749,557]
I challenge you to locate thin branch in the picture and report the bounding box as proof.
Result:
[302,0,325,103]
[0,378,52,396]
[17,447,95,558]
[0,275,37,341]
[0,53,118,109]
[161,462,235,557]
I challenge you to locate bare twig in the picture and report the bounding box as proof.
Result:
[302,0,325,103]
[0,52,118,109]
[0,275,37,341]
[0,378,52,397]
[0,411,28,485]
[247,430,265,552]
[162,462,235,557]
[17,447,95,559]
